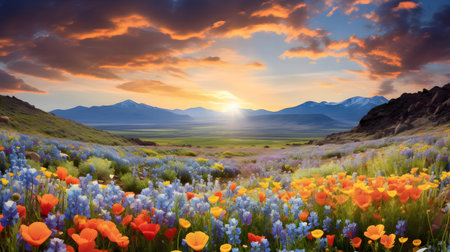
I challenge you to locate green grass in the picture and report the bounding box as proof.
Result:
[139,136,312,148]
[0,96,132,145]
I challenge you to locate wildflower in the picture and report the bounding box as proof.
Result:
[326,234,335,246]
[185,231,209,251]
[209,196,219,204]
[112,204,125,216]
[343,222,358,239]
[38,194,59,216]
[211,207,226,218]
[20,222,52,247]
[179,218,191,229]
[259,192,266,202]
[350,237,362,248]
[17,205,26,219]
[139,223,160,241]
[413,239,421,246]
[409,187,423,200]
[187,192,195,201]
[220,244,232,252]
[72,228,98,251]
[299,210,309,221]
[259,182,269,189]
[248,233,265,244]
[45,237,67,252]
[308,212,319,228]
[311,229,324,239]
[364,224,385,240]
[215,191,224,201]
[395,220,407,237]
[399,237,408,243]
[230,183,237,192]
[1,200,19,227]
[353,193,372,211]
[225,218,241,245]
[121,214,132,226]
[56,167,68,180]
[380,234,396,249]
[65,175,80,185]
[164,228,178,241]
[272,220,283,237]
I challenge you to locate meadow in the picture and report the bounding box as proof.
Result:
[0,130,449,251]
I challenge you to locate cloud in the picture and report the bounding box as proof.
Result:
[393,1,420,12]
[116,79,239,103]
[0,69,45,93]
[246,61,266,69]
[377,80,396,95]
[6,60,69,81]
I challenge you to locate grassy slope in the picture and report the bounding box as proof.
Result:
[0,95,132,145]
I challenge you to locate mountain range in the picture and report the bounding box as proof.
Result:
[51,96,388,126]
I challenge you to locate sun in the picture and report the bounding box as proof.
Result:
[224,102,240,114]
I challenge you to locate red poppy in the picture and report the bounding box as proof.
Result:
[164,228,178,241]
[299,211,309,221]
[139,223,160,241]
[17,205,26,219]
[315,191,327,206]
[248,233,265,244]
[230,183,237,192]
[259,192,266,202]
[350,237,362,248]
[65,175,80,185]
[121,214,133,226]
[214,191,223,201]
[326,234,335,246]
[187,192,195,201]
[0,214,4,232]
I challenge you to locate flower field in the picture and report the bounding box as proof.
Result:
[0,130,449,251]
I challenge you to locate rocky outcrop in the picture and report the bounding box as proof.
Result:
[320,83,450,143]
[0,116,9,124]
[25,151,40,162]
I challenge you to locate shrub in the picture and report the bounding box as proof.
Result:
[184,150,197,157]
[79,157,113,181]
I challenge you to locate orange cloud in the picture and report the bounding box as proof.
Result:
[393,1,420,12]
[0,69,46,93]
[251,2,306,18]
[70,15,151,40]
[246,61,266,69]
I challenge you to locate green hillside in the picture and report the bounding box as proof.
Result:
[0,95,132,145]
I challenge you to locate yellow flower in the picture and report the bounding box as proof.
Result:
[1,178,8,185]
[179,218,191,229]
[238,188,247,195]
[311,229,324,239]
[377,187,385,192]
[220,244,232,252]
[263,176,273,182]
[399,237,408,244]
[101,185,108,189]
[387,190,397,197]
[210,207,225,218]
[259,182,269,189]
[8,172,14,177]
[208,196,219,204]
[185,231,209,251]
[44,171,52,178]
[412,239,421,246]
[40,167,47,172]
[273,182,281,189]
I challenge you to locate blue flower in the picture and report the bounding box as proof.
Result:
[45,238,67,252]
[225,218,241,245]
[395,220,407,237]
[272,220,283,238]
[343,222,358,239]
[1,200,19,227]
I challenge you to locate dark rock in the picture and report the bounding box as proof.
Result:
[127,137,157,146]
[321,83,450,143]
[25,151,40,162]
[0,116,9,124]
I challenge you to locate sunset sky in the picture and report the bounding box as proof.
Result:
[0,0,449,111]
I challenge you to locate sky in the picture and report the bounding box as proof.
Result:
[0,0,449,112]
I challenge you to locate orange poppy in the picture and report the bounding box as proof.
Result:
[179,218,191,229]
[187,192,195,201]
[248,233,265,243]
[398,190,409,204]
[20,222,52,247]
[139,223,160,241]
[97,221,116,238]
[56,167,68,180]
[74,215,88,230]
[409,187,423,201]
[65,175,80,185]
[130,215,149,230]
[17,205,26,219]
[334,194,349,205]
[380,234,396,249]
[299,210,309,221]
[353,193,372,211]
[315,191,327,206]
[258,192,266,202]
[112,204,125,215]
[66,245,75,252]
[86,219,104,230]
[364,224,385,240]
[72,228,98,251]
[37,194,59,216]
[230,183,237,192]
[164,228,178,241]
[350,237,362,248]
[67,228,76,238]
[185,231,209,251]
[326,235,335,246]
[121,214,133,226]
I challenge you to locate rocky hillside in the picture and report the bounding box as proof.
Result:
[321,83,450,143]
[0,95,135,145]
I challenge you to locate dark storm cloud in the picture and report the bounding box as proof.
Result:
[6,60,69,81]
[347,2,450,79]
[0,69,45,93]
[377,80,396,95]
